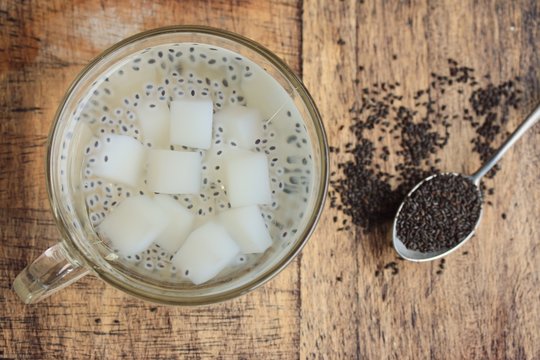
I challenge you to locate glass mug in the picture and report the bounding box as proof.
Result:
[13,26,328,305]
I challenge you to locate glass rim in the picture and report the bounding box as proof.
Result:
[46,25,329,305]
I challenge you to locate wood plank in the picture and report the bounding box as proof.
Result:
[300,0,362,358]
[301,0,539,358]
[0,1,302,359]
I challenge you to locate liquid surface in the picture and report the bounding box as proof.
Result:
[60,43,315,284]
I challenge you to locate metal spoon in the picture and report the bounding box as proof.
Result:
[392,104,540,262]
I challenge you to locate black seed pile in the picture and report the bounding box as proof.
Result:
[396,174,482,252]
[330,58,523,231]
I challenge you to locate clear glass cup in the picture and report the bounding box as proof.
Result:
[13,26,328,305]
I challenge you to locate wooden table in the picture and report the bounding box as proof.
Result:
[1,1,539,358]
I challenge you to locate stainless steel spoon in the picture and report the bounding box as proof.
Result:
[393,104,540,262]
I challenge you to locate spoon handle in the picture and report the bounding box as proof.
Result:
[471,104,540,183]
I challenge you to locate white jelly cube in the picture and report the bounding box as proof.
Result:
[170,99,213,149]
[214,106,263,149]
[153,194,195,253]
[225,151,272,207]
[147,149,201,194]
[136,101,170,148]
[219,205,272,254]
[97,195,167,256]
[92,134,146,187]
[172,221,239,285]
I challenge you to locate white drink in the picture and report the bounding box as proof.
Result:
[69,43,314,285]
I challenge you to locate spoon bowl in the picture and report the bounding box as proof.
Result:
[392,172,484,262]
[392,104,539,262]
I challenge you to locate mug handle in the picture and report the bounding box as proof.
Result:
[13,241,90,304]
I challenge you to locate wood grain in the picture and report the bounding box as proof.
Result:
[1,0,539,359]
